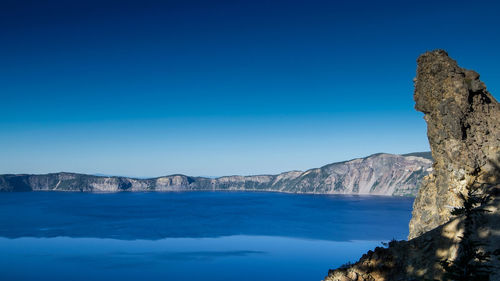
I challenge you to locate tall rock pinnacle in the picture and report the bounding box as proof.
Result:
[325,50,500,281]
[409,49,500,239]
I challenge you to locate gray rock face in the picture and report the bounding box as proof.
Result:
[325,196,500,281]
[409,50,500,239]
[0,153,431,196]
[324,50,500,281]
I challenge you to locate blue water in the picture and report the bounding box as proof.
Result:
[0,192,414,281]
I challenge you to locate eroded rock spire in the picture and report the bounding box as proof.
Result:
[324,50,500,281]
[409,49,500,239]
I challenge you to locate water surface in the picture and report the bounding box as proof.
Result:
[0,192,414,281]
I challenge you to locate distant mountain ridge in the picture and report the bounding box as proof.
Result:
[0,152,432,196]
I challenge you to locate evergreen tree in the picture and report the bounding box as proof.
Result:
[439,184,492,281]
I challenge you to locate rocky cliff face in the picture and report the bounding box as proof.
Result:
[324,50,500,280]
[325,195,500,280]
[0,153,431,196]
[409,50,500,239]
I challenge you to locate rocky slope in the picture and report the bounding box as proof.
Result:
[0,152,431,196]
[325,192,500,280]
[325,50,500,280]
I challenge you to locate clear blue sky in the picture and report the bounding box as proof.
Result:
[1,0,499,177]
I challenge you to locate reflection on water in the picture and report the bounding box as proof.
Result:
[0,192,414,281]
[0,236,382,281]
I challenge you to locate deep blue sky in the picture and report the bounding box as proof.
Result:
[1,0,499,177]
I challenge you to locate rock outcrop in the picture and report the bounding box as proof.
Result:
[324,50,500,280]
[325,195,500,281]
[409,50,500,239]
[0,152,431,196]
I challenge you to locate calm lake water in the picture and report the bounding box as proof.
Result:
[0,192,414,281]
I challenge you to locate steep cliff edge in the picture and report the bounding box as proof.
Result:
[325,50,500,280]
[0,153,431,196]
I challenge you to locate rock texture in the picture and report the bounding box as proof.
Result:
[324,50,500,280]
[409,50,500,239]
[0,153,431,196]
[325,193,500,280]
